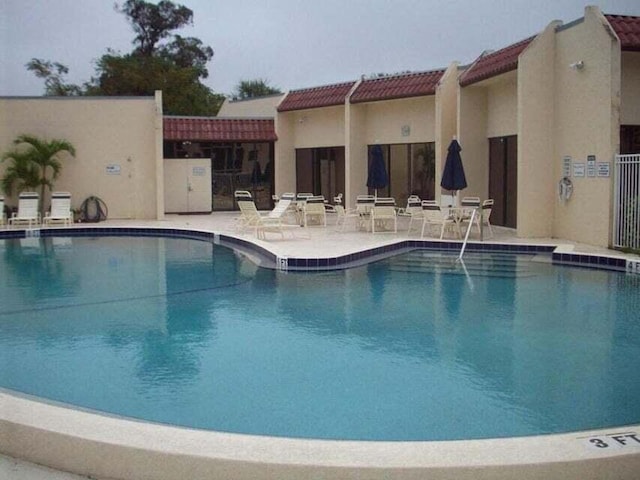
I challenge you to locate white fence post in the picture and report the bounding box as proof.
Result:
[614,154,640,250]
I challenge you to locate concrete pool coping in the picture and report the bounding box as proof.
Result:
[1,215,640,479]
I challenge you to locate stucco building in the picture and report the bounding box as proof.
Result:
[1,6,638,248]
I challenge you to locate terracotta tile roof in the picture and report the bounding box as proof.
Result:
[605,14,640,51]
[277,81,356,112]
[350,70,445,104]
[163,116,277,142]
[459,36,535,87]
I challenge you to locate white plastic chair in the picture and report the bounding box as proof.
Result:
[303,196,327,227]
[44,192,73,227]
[421,200,459,239]
[371,197,397,233]
[9,192,40,228]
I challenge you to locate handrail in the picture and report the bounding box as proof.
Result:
[457,208,477,262]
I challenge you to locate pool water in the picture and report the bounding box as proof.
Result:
[1,236,639,441]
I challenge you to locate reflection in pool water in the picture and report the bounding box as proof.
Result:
[0,236,639,441]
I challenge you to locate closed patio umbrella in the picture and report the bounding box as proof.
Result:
[367,145,388,198]
[440,139,467,196]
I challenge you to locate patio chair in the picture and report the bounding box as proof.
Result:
[43,192,73,227]
[421,200,459,239]
[397,195,423,232]
[303,196,327,227]
[0,196,5,227]
[267,192,296,222]
[476,199,494,238]
[458,196,480,232]
[371,197,397,233]
[8,192,40,228]
[236,198,291,240]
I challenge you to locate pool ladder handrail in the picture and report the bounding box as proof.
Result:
[457,207,478,262]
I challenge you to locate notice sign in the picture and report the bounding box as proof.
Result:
[192,166,206,176]
[587,155,596,177]
[563,156,572,177]
[573,162,585,177]
[582,431,640,451]
[106,164,121,175]
[597,162,610,177]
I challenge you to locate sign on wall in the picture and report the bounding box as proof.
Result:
[573,162,585,177]
[597,162,610,177]
[587,155,596,177]
[563,156,572,177]
[106,164,121,175]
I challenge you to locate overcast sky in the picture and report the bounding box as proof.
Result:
[1,0,639,98]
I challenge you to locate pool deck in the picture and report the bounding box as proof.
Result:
[2,212,640,480]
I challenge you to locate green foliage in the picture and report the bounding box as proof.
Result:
[1,134,76,215]
[27,0,223,115]
[116,0,193,56]
[232,79,282,100]
[26,59,83,96]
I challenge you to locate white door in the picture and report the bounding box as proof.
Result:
[164,158,212,213]
[186,158,212,212]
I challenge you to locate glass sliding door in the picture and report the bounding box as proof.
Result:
[295,147,345,200]
[367,142,435,205]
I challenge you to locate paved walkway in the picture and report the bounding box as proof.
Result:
[2,212,638,479]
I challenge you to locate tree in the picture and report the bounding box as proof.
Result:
[116,0,193,56]
[26,59,83,96]
[232,79,282,100]
[27,0,223,115]
[1,134,76,216]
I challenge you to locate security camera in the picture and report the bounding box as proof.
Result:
[569,60,584,70]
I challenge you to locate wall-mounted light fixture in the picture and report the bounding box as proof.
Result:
[569,60,585,71]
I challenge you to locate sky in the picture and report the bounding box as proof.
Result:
[1,0,640,98]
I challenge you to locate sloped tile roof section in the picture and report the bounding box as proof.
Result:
[277,81,356,112]
[163,117,277,142]
[606,14,640,51]
[350,70,445,104]
[459,36,535,87]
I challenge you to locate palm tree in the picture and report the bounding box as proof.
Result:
[1,134,76,216]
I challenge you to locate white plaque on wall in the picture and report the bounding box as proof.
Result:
[573,162,585,177]
[106,164,121,175]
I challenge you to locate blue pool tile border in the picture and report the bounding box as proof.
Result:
[0,226,632,273]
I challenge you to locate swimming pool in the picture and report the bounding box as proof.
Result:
[1,235,639,442]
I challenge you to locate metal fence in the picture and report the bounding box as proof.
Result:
[614,154,640,250]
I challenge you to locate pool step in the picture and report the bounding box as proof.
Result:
[385,251,538,278]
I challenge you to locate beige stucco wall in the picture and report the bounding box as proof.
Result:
[362,96,436,145]
[435,63,461,198]
[457,85,488,200]
[0,95,163,219]
[517,21,561,238]
[273,112,296,194]
[486,72,518,138]
[345,83,367,208]
[217,94,285,118]
[551,7,620,247]
[288,106,345,149]
[620,51,640,125]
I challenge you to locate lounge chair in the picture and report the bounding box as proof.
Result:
[397,195,423,232]
[43,192,73,227]
[371,197,397,233]
[0,196,5,227]
[303,196,327,227]
[236,199,284,239]
[267,192,296,222]
[8,192,40,228]
[421,200,459,239]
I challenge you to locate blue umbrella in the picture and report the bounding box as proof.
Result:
[440,139,467,193]
[367,145,388,197]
